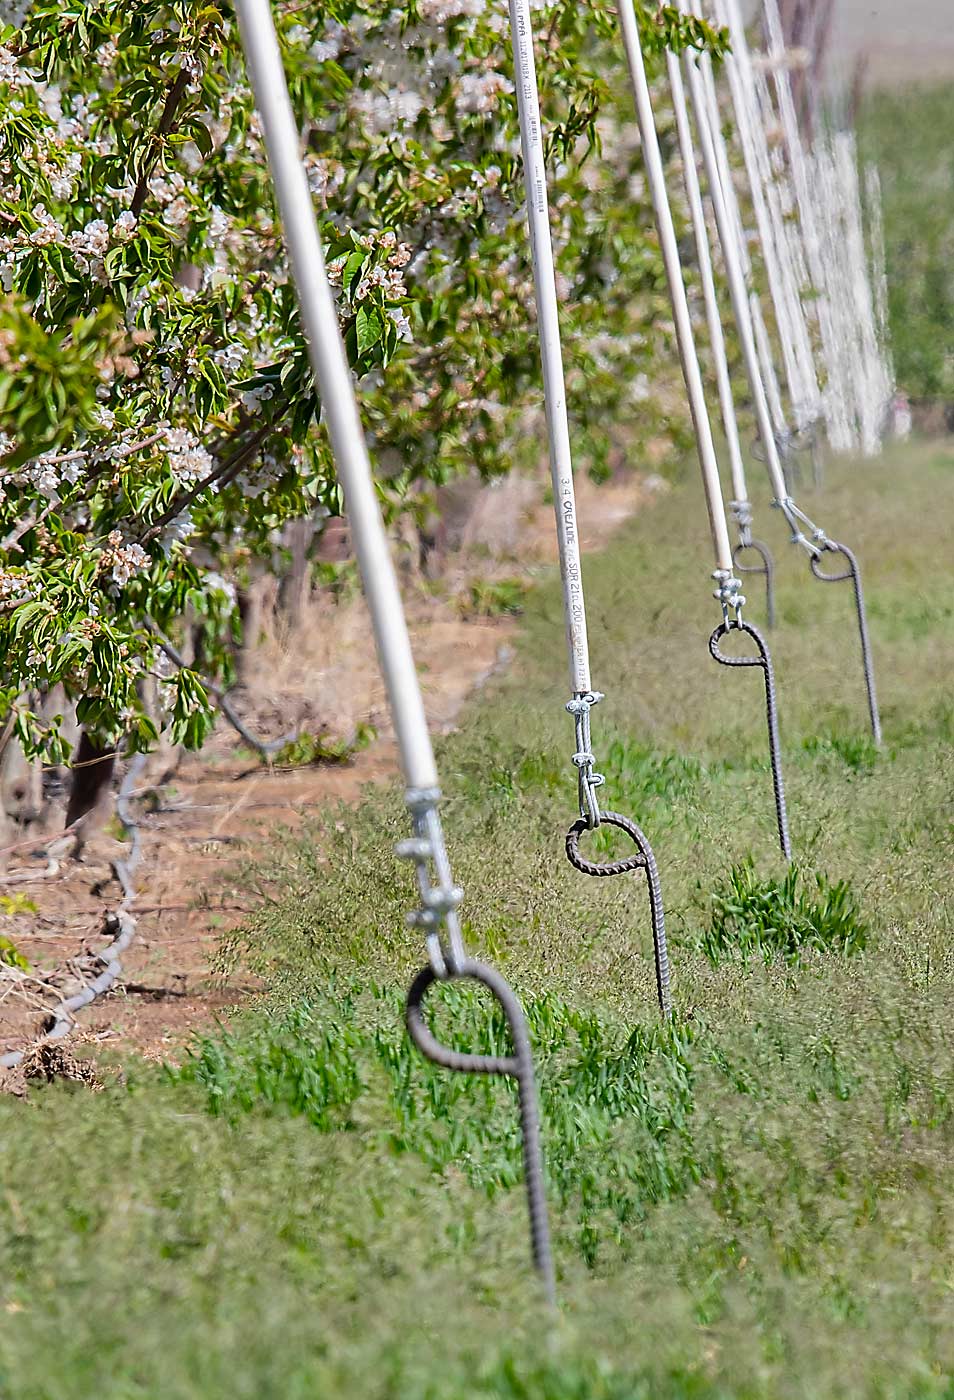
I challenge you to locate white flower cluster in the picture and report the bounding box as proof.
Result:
[239,381,275,413]
[163,426,214,486]
[159,507,195,555]
[304,154,345,205]
[37,145,82,202]
[212,343,246,376]
[95,38,119,69]
[0,45,27,89]
[207,205,230,244]
[99,530,150,587]
[388,307,413,342]
[419,0,483,21]
[67,216,108,276]
[159,49,203,93]
[350,86,425,134]
[39,453,82,493]
[113,210,137,242]
[454,71,513,116]
[234,451,284,499]
[29,203,63,247]
[20,209,135,281]
[327,230,412,305]
[202,571,237,612]
[0,568,32,608]
[311,23,348,63]
[145,170,194,232]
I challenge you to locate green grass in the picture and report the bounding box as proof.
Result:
[860,82,954,400]
[3,442,954,1397]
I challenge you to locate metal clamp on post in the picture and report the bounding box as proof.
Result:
[712,568,746,626]
[730,499,753,548]
[773,495,828,554]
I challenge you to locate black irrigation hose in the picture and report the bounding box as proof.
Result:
[405,959,556,1305]
[564,811,671,1019]
[733,537,777,630]
[709,620,792,861]
[810,542,882,746]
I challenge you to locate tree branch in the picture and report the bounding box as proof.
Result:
[130,68,192,219]
[138,422,273,545]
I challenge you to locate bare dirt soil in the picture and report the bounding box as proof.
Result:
[0,468,656,1076]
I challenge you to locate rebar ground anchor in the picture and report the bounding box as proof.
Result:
[732,537,776,629]
[405,958,555,1304]
[709,620,792,861]
[808,541,882,745]
[564,811,671,1019]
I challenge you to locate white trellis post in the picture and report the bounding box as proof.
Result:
[231,0,556,1301]
[708,0,821,437]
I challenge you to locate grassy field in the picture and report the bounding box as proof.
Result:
[2,441,954,1398]
[860,82,954,403]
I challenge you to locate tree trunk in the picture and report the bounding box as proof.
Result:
[236,570,270,687]
[277,516,317,629]
[65,730,117,851]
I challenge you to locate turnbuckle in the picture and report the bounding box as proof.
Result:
[566,691,605,828]
[712,567,746,627]
[773,495,828,556]
[396,786,465,978]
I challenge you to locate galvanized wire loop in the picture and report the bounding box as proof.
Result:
[808,541,882,744]
[709,619,792,860]
[732,536,776,629]
[406,959,556,1303]
[566,691,605,828]
[564,811,671,1019]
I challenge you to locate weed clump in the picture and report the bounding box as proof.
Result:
[697,860,867,966]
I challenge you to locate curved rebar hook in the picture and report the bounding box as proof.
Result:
[406,959,556,1304]
[564,811,671,1019]
[709,621,792,860]
[732,537,776,629]
[809,542,882,745]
